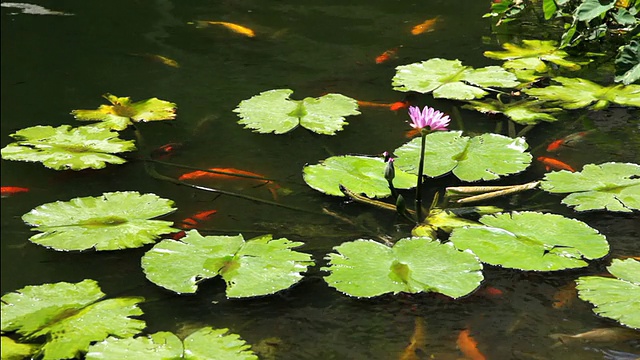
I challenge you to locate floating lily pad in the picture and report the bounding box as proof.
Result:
[540,162,640,212]
[412,206,503,238]
[0,125,136,170]
[525,77,640,109]
[392,58,520,100]
[71,94,177,131]
[22,191,178,251]
[577,259,640,329]
[323,237,483,298]
[484,40,586,71]
[234,89,360,135]
[449,212,609,271]
[1,279,145,360]
[142,232,314,297]
[302,155,418,197]
[1,336,39,360]
[393,131,532,182]
[463,99,560,125]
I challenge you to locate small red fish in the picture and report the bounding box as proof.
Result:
[376,47,399,64]
[537,156,576,172]
[358,100,409,112]
[1,186,30,198]
[546,130,595,152]
[405,128,421,138]
[457,329,487,360]
[178,167,280,200]
[150,142,183,159]
[552,282,577,309]
[180,209,218,229]
[481,286,504,297]
[390,100,410,111]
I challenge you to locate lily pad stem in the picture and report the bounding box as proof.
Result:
[415,133,427,223]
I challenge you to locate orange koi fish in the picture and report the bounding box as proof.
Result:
[390,100,410,111]
[150,142,183,159]
[399,318,427,360]
[1,186,30,198]
[546,130,595,152]
[376,47,400,64]
[457,329,486,360]
[537,156,576,172]
[131,53,179,68]
[178,167,280,200]
[191,20,256,38]
[479,286,504,297]
[357,100,409,111]
[180,209,218,229]
[552,282,577,309]
[405,128,421,139]
[411,16,440,35]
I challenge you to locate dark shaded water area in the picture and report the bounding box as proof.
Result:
[2,1,639,359]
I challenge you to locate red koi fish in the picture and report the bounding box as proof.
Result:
[537,156,576,172]
[1,186,30,198]
[376,47,399,64]
[552,282,577,309]
[405,128,421,138]
[390,100,410,111]
[150,142,183,159]
[178,167,280,200]
[357,100,409,111]
[546,130,595,152]
[180,209,218,229]
[411,16,440,35]
[457,329,487,360]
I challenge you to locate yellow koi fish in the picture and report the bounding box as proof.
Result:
[399,318,427,360]
[129,53,180,68]
[191,20,255,38]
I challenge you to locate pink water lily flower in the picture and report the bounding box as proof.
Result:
[408,105,450,131]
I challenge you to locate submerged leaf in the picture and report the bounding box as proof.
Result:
[484,40,586,71]
[0,125,136,170]
[449,212,609,271]
[22,192,178,251]
[323,237,483,298]
[540,162,640,212]
[525,77,640,109]
[577,259,640,329]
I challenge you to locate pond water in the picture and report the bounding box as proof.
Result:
[1,1,639,359]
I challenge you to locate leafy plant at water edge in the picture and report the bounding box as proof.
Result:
[71,93,177,131]
[392,58,520,100]
[525,77,640,109]
[1,279,145,360]
[541,162,640,212]
[393,131,532,182]
[0,125,136,170]
[323,237,483,298]
[615,39,640,85]
[576,258,640,329]
[142,231,314,297]
[22,191,178,251]
[234,89,360,135]
[86,327,258,360]
[449,211,609,271]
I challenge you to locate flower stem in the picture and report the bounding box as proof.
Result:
[415,133,427,223]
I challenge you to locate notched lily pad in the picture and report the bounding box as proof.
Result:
[141,231,314,297]
[577,259,640,329]
[22,191,178,251]
[484,40,587,71]
[525,77,640,109]
[234,89,360,135]
[463,98,560,125]
[0,125,136,170]
[449,211,609,271]
[71,93,177,131]
[393,131,532,182]
[323,237,483,298]
[541,162,640,212]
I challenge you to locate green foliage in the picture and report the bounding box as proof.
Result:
[302,155,417,198]
[234,89,360,135]
[541,162,640,212]
[1,279,145,360]
[392,58,520,100]
[71,93,177,131]
[449,212,609,271]
[577,259,640,329]
[142,232,314,297]
[484,40,587,71]
[1,337,39,360]
[462,98,560,125]
[0,125,136,170]
[393,131,532,182]
[22,191,178,251]
[525,77,640,109]
[615,40,640,85]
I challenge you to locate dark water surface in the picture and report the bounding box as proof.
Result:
[2,1,639,359]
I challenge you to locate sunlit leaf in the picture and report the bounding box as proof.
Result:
[234,89,360,135]
[449,212,609,271]
[540,162,640,212]
[576,0,617,21]
[525,77,640,109]
[86,332,184,360]
[323,237,483,298]
[412,206,503,238]
[71,94,177,131]
[463,98,560,125]
[22,192,178,251]
[0,125,136,170]
[183,327,258,360]
[1,279,145,360]
[1,336,39,360]
[393,131,532,182]
[142,231,314,297]
[577,259,640,329]
[615,40,640,85]
[392,58,520,100]
[302,155,418,197]
[484,40,586,71]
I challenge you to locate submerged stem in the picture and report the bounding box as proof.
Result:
[414,134,427,223]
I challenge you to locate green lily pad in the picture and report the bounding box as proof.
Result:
[393,131,532,182]
[463,98,560,125]
[0,125,136,170]
[71,94,177,131]
[412,206,503,238]
[234,89,360,135]
[449,212,609,271]
[302,155,418,197]
[525,77,640,109]
[1,336,39,360]
[540,162,640,212]
[22,191,178,251]
[484,40,586,71]
[1,279,145,360]
[182,327,258,360]
[392,58,520,100]
[577,259,640,329]
[141,232,314,297]
[87,332,183,360]
[323,237,483,298]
